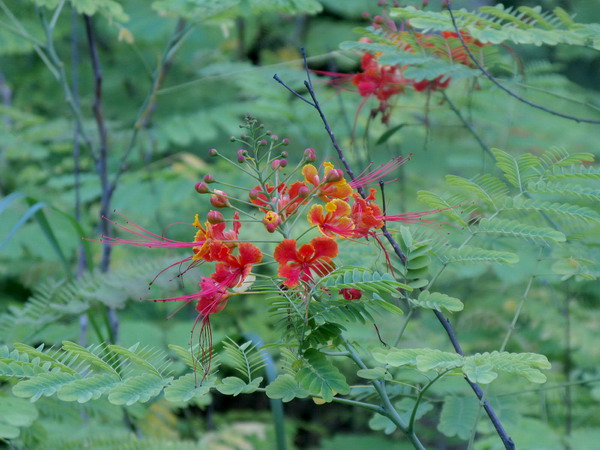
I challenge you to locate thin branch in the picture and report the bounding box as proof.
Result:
[83,15,111,273]
[446,1,600,125]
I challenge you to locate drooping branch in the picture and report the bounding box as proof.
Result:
[446,1,600,125]
[273,48,515,450]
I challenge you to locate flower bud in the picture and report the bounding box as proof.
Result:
[262,211,281,233]
[237,155,246,163]
[377,0,387,6]
[281,151,288,157]
[271,134,279,141]
[195,182,209,194]
[298,185,311,198]
[203,174,215,183]
[240,133,248,139]
[271,159,281,170]
[229,136,236,142]
[258,139,268,146]
[208,148,218,157]
[362,11,371,19]
[340,288,362,301]
[210,190,230,208]
[304,148,317,162]
[282,138,290,145]
[326,169,344,183]
[279,159,288,168]
[249,189,260,201]
[207,210,224,224]
[237,148,247,157]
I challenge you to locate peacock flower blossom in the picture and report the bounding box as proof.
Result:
[349,155,411,189]
[195,277,231,316]
[307,199,355,239]
[274,236,338,288]
[302,162,354,202]
[340,288,362,300]
[192,212,241,261]
[211,242,263,289]
[262,211,282,233]
[350,189,385,237]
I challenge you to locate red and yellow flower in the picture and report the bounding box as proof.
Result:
[274,236,338,288]
[307,199,355,239]
[302,162,353,202]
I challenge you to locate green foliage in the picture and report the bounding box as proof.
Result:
[296,349,350,402]
[411,290,464,313]
[221,338,265,383]
[390,4,600,50]
[265,374,309,402]
[372,347,551,384]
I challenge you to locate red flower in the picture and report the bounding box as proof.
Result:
[307,199,355,239]
[351,189,385,237]
[274,237,339,288]
[352,52,407,103]
[211,242,263,289]
[192,212,241,262]
[340,288,362,300]
[302,162,354,202]
[195,277,231,316]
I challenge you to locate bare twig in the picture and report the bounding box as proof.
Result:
[274,47,515,450]
[83,15,112,273]
[446,1,600,125]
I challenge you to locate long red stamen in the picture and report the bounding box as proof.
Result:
[350,155,411,189]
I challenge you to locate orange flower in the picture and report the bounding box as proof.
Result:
[192,212,241,261]
[307,199,355,239]
[302,162,354,202]
[274,237,338,288]
[351,188,384,237]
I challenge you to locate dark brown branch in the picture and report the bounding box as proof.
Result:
[446,1,600,125]
[274,47,515,450]
[83,15,112,274]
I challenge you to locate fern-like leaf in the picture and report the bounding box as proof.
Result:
[476,217,566,243]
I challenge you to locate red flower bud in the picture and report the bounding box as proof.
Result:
[237,149,247,157]
[262,211,281,233]
[282,138,290,145]
[237,155,246,163]
[210,190,230,208]
[195,182,209,194]
[326,169,344,183]
[304,148,317,162]
[208,148,218,157]
[271,159,281,170]
[279,159,288,168]
[249,189,260,200]
[340,288,362,300]
[207,210,224,224]
[298,185,311,198]
[271,134,279,141]
[203,174,215,183]
[258,139,268,146]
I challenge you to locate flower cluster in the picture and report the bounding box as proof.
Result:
[321,13,488,123]
[97,115,452,376]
